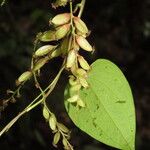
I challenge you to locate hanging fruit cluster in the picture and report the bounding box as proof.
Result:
[17,11,93,108]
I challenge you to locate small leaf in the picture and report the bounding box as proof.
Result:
[65,59,136,150]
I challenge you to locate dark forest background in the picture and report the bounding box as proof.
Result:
[0,0,150,149]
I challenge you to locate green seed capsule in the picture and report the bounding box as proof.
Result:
[76,35,93,52]
[77,98,85,107]
[18,71,32,83]
[51,13,71,26]
[79,77,89,88]
[70,84,81,93]
[33,57,49,71]
[67,95,79,103]
[51,48,62,58]
[74,17,88,35]
[49,114,57,131]
[62,138,69,149]
[53,132,61,146]
[76,68,87,77]
[78,55,90,70]
[55,24,70,40]
[66,50,76,68]
[39,30,56,42]
[57,123,69,133]
[35,45,57,57]
[43,107,50,120]
[69,75,78,86]
[60,37,69,55]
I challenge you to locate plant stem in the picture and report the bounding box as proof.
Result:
[78,0,86,18]
[0,63,65,137]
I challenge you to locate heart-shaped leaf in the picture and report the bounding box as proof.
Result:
[64,59,135,150]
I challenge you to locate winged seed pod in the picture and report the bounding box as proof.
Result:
[78,55,90,70]
[76,35,93,52]
[33,57,49,71]
[55,24,70,40]
[35,45,57,57]
[49,114,57,130]
[39,30,56,42]
[51,13,71,26]
[66,50,76,68]
[17,71,32,84]
[73,17,88,35]
[53,132,61,146]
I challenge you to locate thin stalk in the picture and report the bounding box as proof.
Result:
[0,63,65,137]
[78,0,86,18]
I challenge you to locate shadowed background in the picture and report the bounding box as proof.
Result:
[0,0,150,149]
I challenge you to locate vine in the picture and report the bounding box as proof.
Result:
[0,0,136,150]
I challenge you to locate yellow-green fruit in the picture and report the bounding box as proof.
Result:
[60,37,69,55]
[18,71,32,83]
[79,77,89,88]
[74,17,88,35]
[76,35,93,51]
[53,132,61,146]
[69,75,78,86]
[33,57,49,71]
[78,55,90,70]
[35,45,57,57]
[66,50,76,68]
[76,68,87,77]
[51,13,71,26]
[43,107,50,120]
[49,114,57,131]
[67,95,79,103]
[39,30,56,42]
[57,123,69,133]
[77,98,85,107]
[51,48,62,58]
[55,24,70,40]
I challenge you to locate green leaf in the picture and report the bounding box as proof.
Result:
[64,59,135,150]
